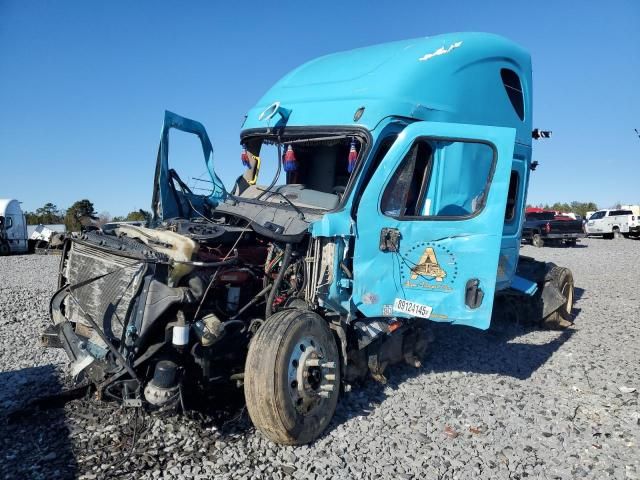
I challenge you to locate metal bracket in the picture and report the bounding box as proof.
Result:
[379,228,400,252]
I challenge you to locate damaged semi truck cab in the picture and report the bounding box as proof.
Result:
[47,33,574,445]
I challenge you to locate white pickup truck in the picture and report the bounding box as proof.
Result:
[585,209,640,239]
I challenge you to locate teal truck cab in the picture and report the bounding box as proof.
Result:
[46,33,574,445]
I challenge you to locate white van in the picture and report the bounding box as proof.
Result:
[0,199,29,254]
[585,209,639,239]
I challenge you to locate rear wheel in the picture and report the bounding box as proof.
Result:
[565,238,577,247]
[0,243,9,256]
[532,234,544,248]
[612,227,621,239]
[244,309,340,445]
[542,266,574,329]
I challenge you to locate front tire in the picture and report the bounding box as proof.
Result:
[244,309,340,445]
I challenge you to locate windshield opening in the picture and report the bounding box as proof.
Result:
[235,130,367,211]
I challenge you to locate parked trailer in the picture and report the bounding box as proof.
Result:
[44,33,576,445]
[0,199,28,255]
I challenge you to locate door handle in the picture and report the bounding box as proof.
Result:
[465,279,484,309]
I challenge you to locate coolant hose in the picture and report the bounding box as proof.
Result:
[265,243,292,317]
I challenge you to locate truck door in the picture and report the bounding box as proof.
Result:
[151,111,226,222]
[353,122,515,330]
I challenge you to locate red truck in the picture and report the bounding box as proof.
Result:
[522,211,585,247]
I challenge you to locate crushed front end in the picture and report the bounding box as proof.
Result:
[46,220,277,408]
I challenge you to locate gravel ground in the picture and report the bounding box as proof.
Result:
[1,237,639,480]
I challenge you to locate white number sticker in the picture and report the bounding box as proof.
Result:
[393,298,433,319]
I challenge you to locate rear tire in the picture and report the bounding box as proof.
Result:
[532,234,544,248]
[0,243,9,256]
[612,227,621,239]
[542,266,574,329]
[244,309,340,445]
[565,238,577,247]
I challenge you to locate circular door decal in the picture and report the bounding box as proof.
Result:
[399,242,458,291]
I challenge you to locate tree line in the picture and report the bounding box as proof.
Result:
[25,199,618,232]
[526,201,599,218]
[25,200,151,232]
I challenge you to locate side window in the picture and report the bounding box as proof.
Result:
[505,171,519,221]
[381,141,432,216]
[501,69,524,121]
[6,216,13,229]
[361,135,398,192]
[381,140,494,219]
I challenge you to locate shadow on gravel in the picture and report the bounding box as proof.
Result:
[332,319,576,432]
[426,320,575,380]
[0,365,77,480]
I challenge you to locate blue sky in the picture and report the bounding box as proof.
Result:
[1,1,638,216]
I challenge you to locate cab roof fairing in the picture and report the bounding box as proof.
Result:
[242,32,532,147]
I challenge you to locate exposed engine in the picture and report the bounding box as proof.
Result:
[45,206,432,411]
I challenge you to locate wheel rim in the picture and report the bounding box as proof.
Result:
[287,336,337,414]
[561,280,574,316]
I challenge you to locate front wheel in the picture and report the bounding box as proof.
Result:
[244,309,341,445]
[0,242,9,256]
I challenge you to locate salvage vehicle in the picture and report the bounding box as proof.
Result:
[44,33,576,445]
[28,224,66,254]
[0,198,28,255]
[522,211,585,247]
[585,209,639,239]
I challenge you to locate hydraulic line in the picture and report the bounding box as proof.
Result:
[265,243,292,317]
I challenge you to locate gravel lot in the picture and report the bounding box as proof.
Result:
[1,237,639,480]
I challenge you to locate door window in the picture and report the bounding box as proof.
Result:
[381,141,432,216]
[381,139,494,219]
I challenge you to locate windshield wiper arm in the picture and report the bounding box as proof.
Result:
[256,188,305,220]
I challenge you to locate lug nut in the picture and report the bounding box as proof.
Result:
[305,358,321,367]
[324,373,336,381]
[322,361,336,369]
[320,384,334,391]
